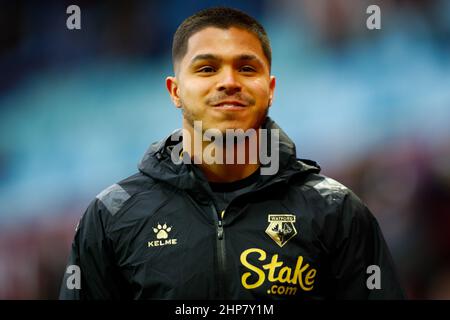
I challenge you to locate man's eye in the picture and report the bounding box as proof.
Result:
[198,66,216,73]
[240,66,256,72]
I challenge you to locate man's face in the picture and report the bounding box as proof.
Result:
[167,27,276,133]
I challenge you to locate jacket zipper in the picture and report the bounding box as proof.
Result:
[211,204,227,299]
[206,175,301,298]
[211,179,287,299]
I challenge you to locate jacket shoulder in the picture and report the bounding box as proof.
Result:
[95,172,157,217]
[300,173,378,236]
[302,173,372,220]
[300,173,350,207]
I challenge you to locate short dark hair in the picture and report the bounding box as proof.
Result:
[172,7,272,71]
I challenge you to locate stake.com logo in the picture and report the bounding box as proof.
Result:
[240,248,317,296]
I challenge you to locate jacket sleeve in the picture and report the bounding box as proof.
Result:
[330,191,406,299]
[59,199,127,300]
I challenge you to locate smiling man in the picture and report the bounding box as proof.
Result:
[60,7,405,300]
[166,17,277,182]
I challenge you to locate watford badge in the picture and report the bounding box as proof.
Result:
[265,214,298,247]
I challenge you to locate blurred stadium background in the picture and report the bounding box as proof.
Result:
[0,0,449,299]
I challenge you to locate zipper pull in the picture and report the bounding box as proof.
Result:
[217,219,224,240]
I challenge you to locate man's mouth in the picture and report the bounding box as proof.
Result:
[213,101,248,108]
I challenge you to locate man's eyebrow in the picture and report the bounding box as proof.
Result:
[190,54,221,65]
[237,54,260,62]
[189,54,263,65]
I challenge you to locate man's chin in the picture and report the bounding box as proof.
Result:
[217,115,263,130]
[186,114,267,134]
[214,122,257,134]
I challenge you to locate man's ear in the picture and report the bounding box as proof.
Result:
[268,75,276,107]
[166,76,182,108]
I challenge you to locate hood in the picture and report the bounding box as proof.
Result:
[138,117,320,196]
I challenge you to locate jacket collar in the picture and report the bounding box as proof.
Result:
[138,117,320,199]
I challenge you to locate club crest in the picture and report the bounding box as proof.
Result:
[265,214,298,247]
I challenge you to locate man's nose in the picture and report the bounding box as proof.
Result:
[216,68,241,94]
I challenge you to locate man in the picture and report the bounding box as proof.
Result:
[60,7,405,299]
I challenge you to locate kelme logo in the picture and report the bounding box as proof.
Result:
[148,223,177,247]
[265,214,297,247]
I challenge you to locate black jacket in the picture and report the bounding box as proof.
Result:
[59,117,405,300]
